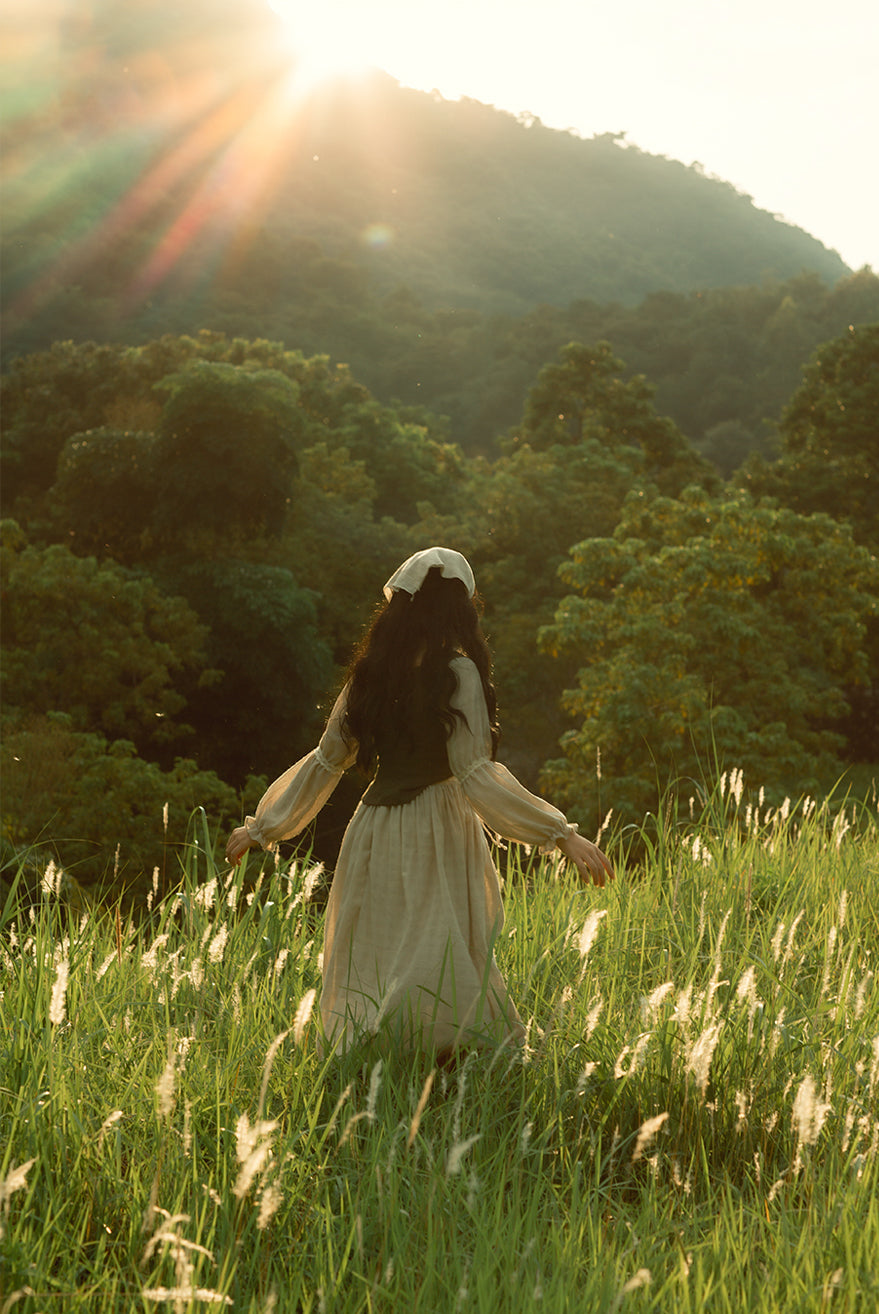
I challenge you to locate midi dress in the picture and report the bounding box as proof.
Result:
[244,656,578,1054]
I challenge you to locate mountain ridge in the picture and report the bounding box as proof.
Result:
[0,0,851,360]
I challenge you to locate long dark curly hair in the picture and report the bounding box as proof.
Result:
[342,566,499,773]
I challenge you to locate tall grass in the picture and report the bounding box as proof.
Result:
[1,783,877,1312]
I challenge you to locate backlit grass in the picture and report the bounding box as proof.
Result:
[1,781,877,1311]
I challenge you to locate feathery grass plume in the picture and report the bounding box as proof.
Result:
[194,878,218,910]
[696,890,708,944]
[780,910,806,975]
[339,1060,384,1147]
[869,1036,879,1101]
[731,768,744,807]
[452,1051,475,1144]
[291,864,317,908]
[156,1031,179,1122]
[40,859,62,897]
[141,1207,225,1307]
[257,1030,291,1118]
[705,908,731,1011]
[0,1159,36,1240]
[148,865,160,910]
[577,909,607,960]
[49,959,69,1026]
[142,1289,232,1307]
[686,1021,723,1096]
[366,1059,383,1119]
[207,924,228,964]
[97,1110,124,1150]
[595,807,613,846]
[1,1285,37,1311]
[257,1182,283,1231]
[293,988,316,1044]
[640,981,674,1024]
[735,1089,751,1132]
[140,1209,190,1263]
[735,965,762,1042]
[576,909,607,982]
[233,1114,278,1199]
[583,995,604,1040]
[142,934,170,977]
[323,1082,353,1142]
[576,1062,598,1094]
[446,1134,481,1177]
[96,950,117,980]
[792,1074,832,1152]
[631,1112,669,1162]
[610,1268,652,1312]
[407,1068,436,1148]
[614,1033,651,1079]
[370,977,400,1032]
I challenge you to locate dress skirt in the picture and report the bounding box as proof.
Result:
[321,777,521,1053]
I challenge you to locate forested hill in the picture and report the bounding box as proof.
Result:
[2,0,851,365]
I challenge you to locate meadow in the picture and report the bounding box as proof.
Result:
[2,778,877,1312]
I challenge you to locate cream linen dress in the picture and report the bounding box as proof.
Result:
[245,656,577,1054]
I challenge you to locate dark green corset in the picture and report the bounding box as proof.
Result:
[361,699,453,807]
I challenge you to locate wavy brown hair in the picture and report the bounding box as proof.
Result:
[342,567,499,773]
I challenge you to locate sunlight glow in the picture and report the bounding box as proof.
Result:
[267,0,388,88]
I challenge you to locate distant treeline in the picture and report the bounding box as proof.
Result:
[2,322,877,899]
[3,0,863,474]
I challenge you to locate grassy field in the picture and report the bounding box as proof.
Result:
[2,781,878,1312]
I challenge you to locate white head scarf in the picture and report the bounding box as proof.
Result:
[383,547,476,601]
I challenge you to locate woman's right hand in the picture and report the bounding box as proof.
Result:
[557,831,615,887]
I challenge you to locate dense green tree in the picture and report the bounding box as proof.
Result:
[538,488,879,833]
[467,343,716,777]
[508,341,701,482]
[153,559,334,785]
[51,426,159,561]
[1,522,214,755]
[280,441,411,662]
[739,323,879,549]
[329,398,470,523]
[0,340,134,508]
[0,713,255,895]
[151,361,304,540]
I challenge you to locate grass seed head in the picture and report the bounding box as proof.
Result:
[49,960,69,1026]
[293,988,316,1044]
[632,1113,669,1162]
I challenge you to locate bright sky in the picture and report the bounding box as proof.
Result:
[269,0,879,272]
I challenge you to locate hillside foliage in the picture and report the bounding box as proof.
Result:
[2,320,877,895]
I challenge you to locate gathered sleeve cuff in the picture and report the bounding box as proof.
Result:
[244,684,358,850]
[447,657,576,853]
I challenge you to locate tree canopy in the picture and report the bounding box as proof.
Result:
[1,322,877,894]
[539,488,879,833]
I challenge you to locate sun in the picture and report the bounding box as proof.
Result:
[266,0,389,89]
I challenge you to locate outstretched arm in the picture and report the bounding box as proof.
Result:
[448,658,615,881]
[224,684,357,864]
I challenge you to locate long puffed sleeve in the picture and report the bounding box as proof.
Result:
[447,657,576,852]
[245,684,358,850]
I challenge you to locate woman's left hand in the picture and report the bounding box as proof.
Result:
[226,826,257,866]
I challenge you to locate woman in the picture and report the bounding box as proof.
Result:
[226,547,613,1055]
